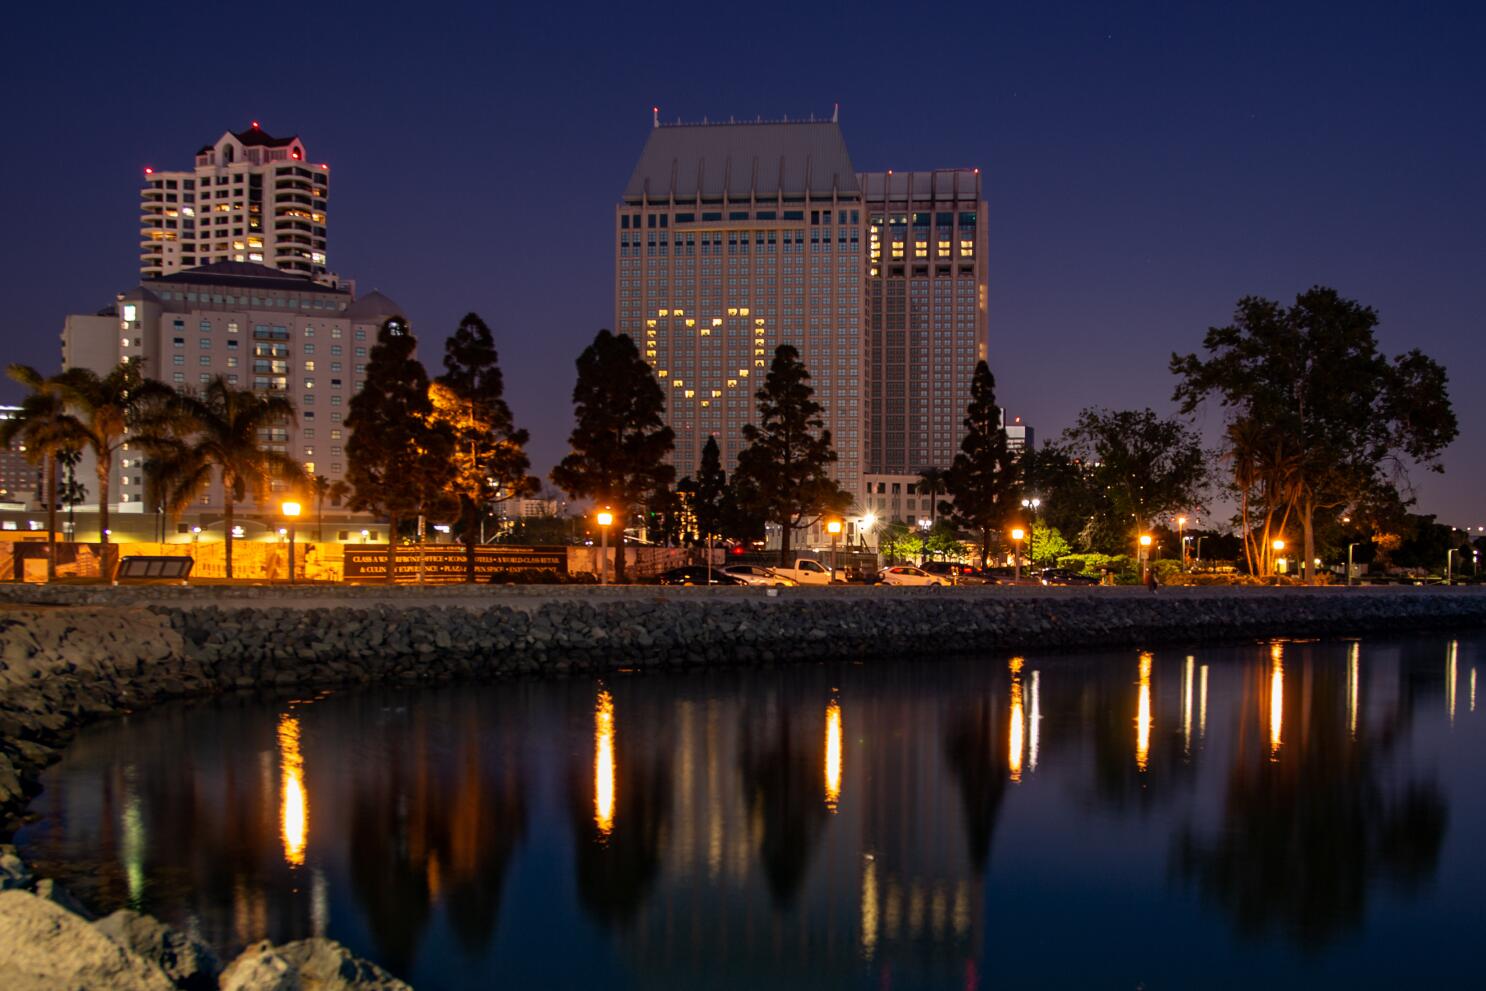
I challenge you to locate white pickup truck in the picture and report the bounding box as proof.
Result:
[768,558,840,586]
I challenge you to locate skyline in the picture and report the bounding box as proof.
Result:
[1,2,1480,525]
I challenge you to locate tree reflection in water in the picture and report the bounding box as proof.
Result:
[566,682,673,927]
[347,694,526,973]
[1173,642,1447,948]
[944,692,1009,875]
[736,690,831,907]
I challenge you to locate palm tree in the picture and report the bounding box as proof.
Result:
[917,466,951,528]
[310,474,332,541]
[156,377,303,579]
[46,363,174,578]
[1,369,82,582]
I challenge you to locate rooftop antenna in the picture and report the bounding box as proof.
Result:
[832,102,839,123]
[652,106,659,128]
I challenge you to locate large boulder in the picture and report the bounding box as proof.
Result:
[0,889,176,991]
[220,937,412,990]
[0,847,33,890]
[34,877,96,919]
[94,908,220,990]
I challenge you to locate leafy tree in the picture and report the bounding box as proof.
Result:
[1172,288,1458,581]
[644,485,683,546]
[942,361,1021,567]
[151,376,304,579]
[923,519,964,561]
[432,313,538,582]
[1022,443,1103,551]
[13,362,172,578]
[0,371,82,582]
[346,317,457,583]
[876,521,924,565]
[734,345,853,566]
[308,474,333,542]
[1029,522,1072,567]
[551,330,674,583]
[1060,407,1209,554]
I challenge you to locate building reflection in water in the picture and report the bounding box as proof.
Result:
[1136,652,1153,772]
[277,713,307,867]
[15,635,1475,985]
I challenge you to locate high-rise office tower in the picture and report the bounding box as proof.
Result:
[139,122,334,284]
[616,116,865,495]
[860,170,988,477]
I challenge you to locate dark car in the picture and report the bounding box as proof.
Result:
[1038,567,1101,586]
[654,566,746,586]
[921,562,994,586]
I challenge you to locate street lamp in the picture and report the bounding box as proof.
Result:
[1347,542,1360,587]
[861,513,877,551]
[1021,497,1041,571]
[1138,533,1153,584]
[1011,527,1026,582]
[281,500,301,584]
[596,509,614,585]
[1272,538,1286,578]
[827,519,843,578]
[1177,516,1187,570]
[1446,548,1455,586]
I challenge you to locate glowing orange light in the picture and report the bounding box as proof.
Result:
[1269,643,1284,756]
[278,714,307,866]
[824,698,842,812]
[594,690,616,838]
[1009,658,1026,782]
[1136,652,1152,771]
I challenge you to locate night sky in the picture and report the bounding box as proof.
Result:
[1,1,1480,526]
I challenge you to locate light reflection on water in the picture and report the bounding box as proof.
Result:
[15,633,1486,990]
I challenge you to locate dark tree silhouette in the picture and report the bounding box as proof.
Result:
[345,317,455,583]
[733,345,852,566]
[551,330,674,583]
[942,361,1020,567]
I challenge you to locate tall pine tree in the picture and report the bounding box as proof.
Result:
[432,312,537,582]
[550,330,674,583]
[943,361,1021,567]
[734,345,852,566]
[692,435,727,543]
[346,317,455,582]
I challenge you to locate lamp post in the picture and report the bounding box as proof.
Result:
[1021,498,1041,573]
[1177,516,1187,570]
[1011,527,1025,582]
[1347,542,1359,587]
[596,509,614,585]
[1138,533,1152,584]
[1446,548,1455,586]
[281,500,301,585]
[1272,538,1286,579]
[827,519,843,579]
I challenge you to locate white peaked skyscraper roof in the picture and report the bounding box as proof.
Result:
[622,120,860,201]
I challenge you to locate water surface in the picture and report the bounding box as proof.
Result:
[17,633,1486,989]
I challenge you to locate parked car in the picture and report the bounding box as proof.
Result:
[920,562,993,586]
[654,566,746,586]
[720,564,798,587]
[769,558,841,585]
[1038,568,1101,587]
[876,565,951,587]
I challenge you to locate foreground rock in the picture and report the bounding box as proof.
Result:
[94,908,220,990]
[220,938,412,991]
[0,889,176,990]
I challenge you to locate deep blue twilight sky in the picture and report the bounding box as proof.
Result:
[1,1,1480,527]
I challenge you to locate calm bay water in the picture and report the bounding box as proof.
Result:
[16,633,1486,989]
